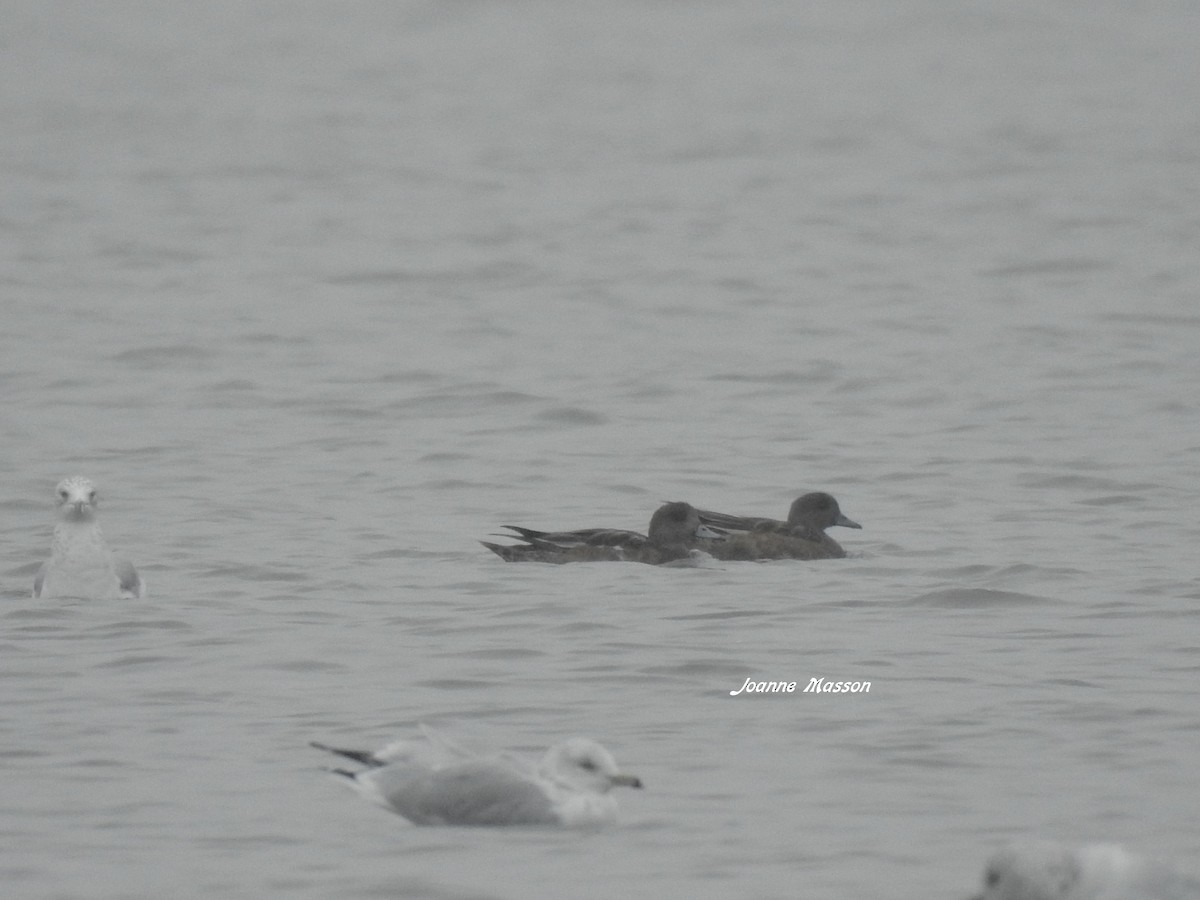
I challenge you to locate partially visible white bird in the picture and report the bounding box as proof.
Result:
[311,727,642,828]
[969,840,1200,900]
[33,476,144,600]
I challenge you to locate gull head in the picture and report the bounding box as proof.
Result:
[55,476,99,522]
[540,738,643,794]
[971,842,1077,900]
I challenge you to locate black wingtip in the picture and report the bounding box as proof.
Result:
[311,741,383,768]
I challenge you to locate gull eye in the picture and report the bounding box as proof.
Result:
[985,867,1000,887]
[58,490,68,500]
[578,758,598,772]
[88,491,96,502]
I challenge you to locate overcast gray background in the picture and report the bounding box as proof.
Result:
[3,2,1199,898]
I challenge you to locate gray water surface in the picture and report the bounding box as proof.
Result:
[3,3,1199,898]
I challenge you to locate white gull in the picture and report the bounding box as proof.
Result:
[33,476,144,600]
[969,841,1200,900]
[311,727,642,828]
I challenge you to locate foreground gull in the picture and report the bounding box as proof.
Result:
[969,841,1200,900]
[694,491,861,560]
[480,500,721,564]
[312,729,642,828]
[33,476,144,600]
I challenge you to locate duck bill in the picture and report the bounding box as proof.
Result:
[835,513,861,529]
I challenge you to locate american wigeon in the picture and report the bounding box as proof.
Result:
[695,491,861,561]
[481,501,720,565]
[33,476,145,600]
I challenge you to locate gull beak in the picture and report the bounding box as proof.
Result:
[610,773,643,789]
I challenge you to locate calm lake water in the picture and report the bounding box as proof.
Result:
[2,2,1198,898]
